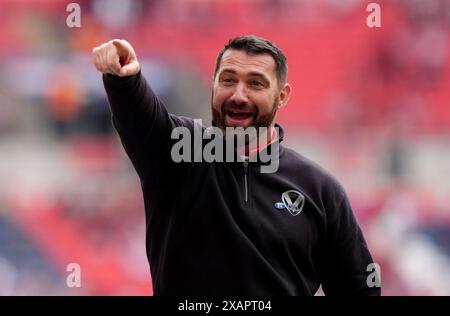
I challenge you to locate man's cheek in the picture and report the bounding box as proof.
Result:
[212,94,225,109]
[211,98,222,112]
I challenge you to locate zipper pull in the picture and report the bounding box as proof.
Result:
[243,161,248,174]
[243,161,249,202]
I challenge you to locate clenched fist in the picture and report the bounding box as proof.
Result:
[92,39,140,77]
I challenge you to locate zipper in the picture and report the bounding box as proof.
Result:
[243,161,249,203]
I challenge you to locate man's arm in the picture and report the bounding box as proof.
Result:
[319,191,381,296]
[93,39,177,188]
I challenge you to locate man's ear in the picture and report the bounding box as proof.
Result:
[277,83,291,109]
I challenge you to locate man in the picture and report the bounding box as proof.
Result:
[92,35,380,295]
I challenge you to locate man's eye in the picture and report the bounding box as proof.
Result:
[250,80,263,87]
[222,78,235,85]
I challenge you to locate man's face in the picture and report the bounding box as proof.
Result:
[211,49,290,131]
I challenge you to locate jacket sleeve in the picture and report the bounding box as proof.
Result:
[320,191,381,296]
[102,71,182,189]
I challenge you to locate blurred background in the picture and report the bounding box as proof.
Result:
[0,0,449,295]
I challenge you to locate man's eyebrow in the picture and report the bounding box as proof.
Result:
[219,68,237,75]
[247,71,270,85]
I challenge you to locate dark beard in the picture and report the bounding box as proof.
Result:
[211,96,279,130]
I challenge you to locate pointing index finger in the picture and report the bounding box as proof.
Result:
[111,39,129,55]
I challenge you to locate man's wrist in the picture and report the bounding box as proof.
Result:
[104,70,140,81]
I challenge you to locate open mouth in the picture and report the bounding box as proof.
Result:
[225,110,254,126]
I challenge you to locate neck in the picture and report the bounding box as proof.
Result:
[236,125,277,158]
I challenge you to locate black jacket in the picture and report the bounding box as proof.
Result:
[103,71,380,296]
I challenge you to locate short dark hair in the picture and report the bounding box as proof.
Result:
[214,35,288,88]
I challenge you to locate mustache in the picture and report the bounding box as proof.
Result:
[221,100,258,114]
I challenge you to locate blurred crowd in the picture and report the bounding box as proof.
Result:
[0,0,449,295]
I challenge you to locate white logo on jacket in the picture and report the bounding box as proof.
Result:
[277,190,305,216]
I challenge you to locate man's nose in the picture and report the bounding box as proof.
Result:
[229,84,249,105]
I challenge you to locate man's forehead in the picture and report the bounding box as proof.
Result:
[219,49,276,75]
